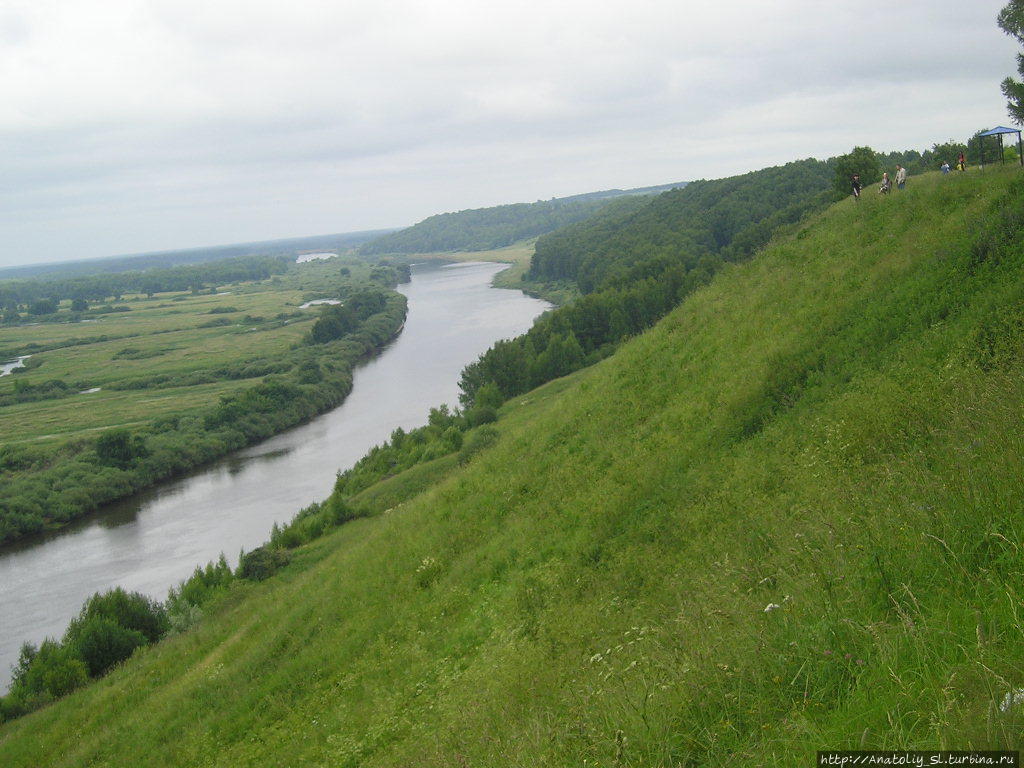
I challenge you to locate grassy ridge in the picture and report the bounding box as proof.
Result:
[2,169,1023,764]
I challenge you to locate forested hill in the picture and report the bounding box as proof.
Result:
[357,181,687,255]
[529,158,834,292]
[457,158,835,408]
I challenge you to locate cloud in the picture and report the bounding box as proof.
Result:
[0,0,1018,266]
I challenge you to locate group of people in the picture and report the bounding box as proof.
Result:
[850,151,967,201]
[850,164,908,200]
[941,151,968,174]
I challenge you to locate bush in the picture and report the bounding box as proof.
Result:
[12,640,88,700]
[238,546,291,581]
[95,430,149,469]
[474,381,504,410]
[67,616,146,676]
[465,405,498,427]
[68,587,169,644]
[458,425,500,465]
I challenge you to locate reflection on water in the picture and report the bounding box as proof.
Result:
[0,261,550,690]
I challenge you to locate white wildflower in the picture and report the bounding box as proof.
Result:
[1000,688,1024,713]
[764,603,782,613]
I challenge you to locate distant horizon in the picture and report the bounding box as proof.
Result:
[0,175,689,273]
[0,227,399,274]
[2,0,1014,270]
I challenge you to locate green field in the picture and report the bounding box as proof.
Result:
[0,256,409,544]
[2,168,1022,763]
[0,258,362,445]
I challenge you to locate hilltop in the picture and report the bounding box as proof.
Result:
[2,168,1023,764]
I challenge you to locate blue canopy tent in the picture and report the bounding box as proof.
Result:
[977,126,1023,167]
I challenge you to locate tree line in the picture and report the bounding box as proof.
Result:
[459,159,836,409]
[359,198,626,255]
[0,254,293,322]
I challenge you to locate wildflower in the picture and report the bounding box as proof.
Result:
[764,603,781,612]
[1000,688,1024,713]
[823,650,832,656]
[856,659,865,666]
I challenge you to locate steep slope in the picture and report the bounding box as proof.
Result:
[458,160,835,409]
[529,158,833,291]
[3,169,1024,765]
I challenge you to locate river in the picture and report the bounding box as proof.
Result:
[0,261,549,689]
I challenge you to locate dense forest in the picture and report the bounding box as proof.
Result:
[529,158,834,290]
[357,182,686,255]
[457,158,837,409]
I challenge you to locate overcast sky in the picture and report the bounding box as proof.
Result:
[0,0,1018,267]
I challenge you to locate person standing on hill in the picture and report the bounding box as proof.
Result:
[851,173,862,201]
[879,172,892,194]
[957,151,967,171]
[895,165,907,190]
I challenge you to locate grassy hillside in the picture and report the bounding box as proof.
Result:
[3,168,1024,765]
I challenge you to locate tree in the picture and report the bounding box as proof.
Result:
[998,1,1024,123]
[473,381,504,410]
[67,587,169,644]
[27,298,57,315]
[95,429,148,468]
[832,147,882,198]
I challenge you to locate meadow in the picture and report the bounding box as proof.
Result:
[1,257,365,444]
[0,256,410,543]
[1,167,1021,764]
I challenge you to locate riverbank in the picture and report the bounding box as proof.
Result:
[5,169,1024,760]
[402,242,578,306]
[0,261,551,697]
[0,287,408,548]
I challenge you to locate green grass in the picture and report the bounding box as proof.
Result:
[0,258,366,446]
[348,454,461,515]
[3,169,1024,765]
[3,381,253,445]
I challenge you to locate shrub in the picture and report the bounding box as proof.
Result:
[68,587,169,644]
[12,640,88,700]
[95,430,149,469]
[238,546,291,581]
[465,405,498,427]
[67,616,147,677]
[458,425,500,465]
[474,381,504,410]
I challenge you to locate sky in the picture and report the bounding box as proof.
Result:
[0,0,1019,268]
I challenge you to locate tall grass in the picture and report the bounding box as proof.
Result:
[1,169,1023,766]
